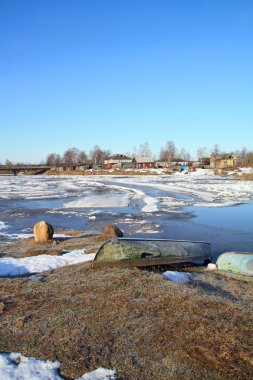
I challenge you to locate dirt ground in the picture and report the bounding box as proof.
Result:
[0,234,253,379]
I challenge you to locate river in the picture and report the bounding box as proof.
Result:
[1,171,253,260]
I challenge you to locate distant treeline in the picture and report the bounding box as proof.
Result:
[3,142,253,166]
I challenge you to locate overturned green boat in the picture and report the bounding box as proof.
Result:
[91,238,211,268]
[217,252,253,281]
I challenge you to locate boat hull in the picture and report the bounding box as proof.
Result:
[91,238,211,268]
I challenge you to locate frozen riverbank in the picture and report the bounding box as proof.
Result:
[1,169,253,256]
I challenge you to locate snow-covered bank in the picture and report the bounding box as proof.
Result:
[0,250,95,277]
[0,232,71,240]
[0,352,116,380]
[238,167,253,174]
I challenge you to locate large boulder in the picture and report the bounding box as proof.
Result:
[34,221,54,243]
[101,224,123,239]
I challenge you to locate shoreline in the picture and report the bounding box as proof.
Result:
[0,229,252,379]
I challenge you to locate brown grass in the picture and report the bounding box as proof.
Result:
[235,173,253,180]
[0,263,252,380]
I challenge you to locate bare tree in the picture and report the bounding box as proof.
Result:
[46,153,57,166]
[178,148,191,161]
[55,154,62,166]
[211,144,220,156]
[5,159,13,166]
[138,142,152,157]
[132,145,138,158]
[196,146,209,161]
[235,147,248,164]
[244,151,253,165]
[89,145,110,166]
[159,141,176,164]
[77,150,87,163]
[63,147,80,166]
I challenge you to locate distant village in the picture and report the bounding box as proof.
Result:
[2,142,253,174]
[47,152,239,174]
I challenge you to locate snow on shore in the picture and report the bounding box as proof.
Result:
[0,232,71,240]
[163,271,192,284]
[0,352,116,380]
[239,167,253,174]
[0,250,95,277]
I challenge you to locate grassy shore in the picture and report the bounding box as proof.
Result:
[0,234,252,379]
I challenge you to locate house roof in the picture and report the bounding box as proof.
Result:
[171,157,184,162]
[107,154,132,160]
[135,156,154,163]
[211,154,237,160]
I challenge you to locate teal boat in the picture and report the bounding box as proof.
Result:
[92,238,211,268]
[217,252,253,279]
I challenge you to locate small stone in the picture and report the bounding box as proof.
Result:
[34,221,54,243]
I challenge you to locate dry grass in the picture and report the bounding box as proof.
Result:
[235,173,253,180]
[0,263,252,380]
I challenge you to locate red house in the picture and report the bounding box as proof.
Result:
[134,156,155,169]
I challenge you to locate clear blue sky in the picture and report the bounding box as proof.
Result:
[0,0,252,162]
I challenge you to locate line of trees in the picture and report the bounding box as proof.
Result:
[44,142,192,167]
[45,146,111,167]
[2,142,253,166]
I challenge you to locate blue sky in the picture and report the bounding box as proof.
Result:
[0,0,252,162]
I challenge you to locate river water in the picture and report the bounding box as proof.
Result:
[1,172,253,260]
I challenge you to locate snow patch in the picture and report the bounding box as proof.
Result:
[0,249,95,277]
[0,233,34,240]
[163,271,192,284]
[0,352,116,380]
[78,367,116,379]
[0,233,71,240]
[239,167,253,174]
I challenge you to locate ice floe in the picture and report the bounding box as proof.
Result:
[64,193,130,208]
[2,169,253,221]
[0,352,116,380]
[0,249,95,277]
[96,168,253,209]
[0,221,9,230]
